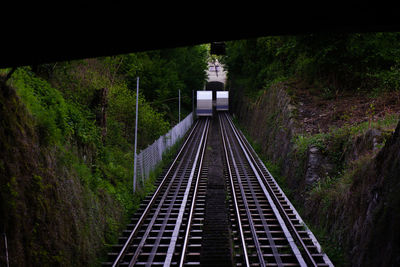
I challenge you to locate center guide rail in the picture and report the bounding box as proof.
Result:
[111,117,210,267]
[219,111,333,267]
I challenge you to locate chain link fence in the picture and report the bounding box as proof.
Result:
[135,113,194,188]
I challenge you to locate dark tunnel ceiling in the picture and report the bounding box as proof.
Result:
[1,5,399,68]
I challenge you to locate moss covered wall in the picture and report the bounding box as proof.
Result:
[0,82,125,266]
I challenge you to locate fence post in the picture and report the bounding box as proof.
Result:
[140,152,144,187]
[192,90,195,121]
[179,89,181,123]
[133,77,139,193]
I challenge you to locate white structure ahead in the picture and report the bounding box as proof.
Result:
[196,91,213,116]
[216,91,229,111]
[207,59,227,85]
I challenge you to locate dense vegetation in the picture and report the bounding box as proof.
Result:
[224,32,400,266]
[224,32,400,96]
[0,45,207,266]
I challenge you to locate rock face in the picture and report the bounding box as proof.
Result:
[232,83,298,178]
[0,80,124,266]
[231,81,400,266]
[305,146,322,186]
[356,120,400,267]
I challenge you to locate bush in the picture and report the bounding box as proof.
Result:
[10,67,72,145]
[107,81,170,150]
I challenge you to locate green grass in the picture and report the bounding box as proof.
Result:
[293,113,399,165]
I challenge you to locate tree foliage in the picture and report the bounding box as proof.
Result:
[35,45,207,149]
[223,32,400,94]
[118,46,207,122]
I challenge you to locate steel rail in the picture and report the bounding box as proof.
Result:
[111,119,202,267]
[129,141,193,266]
[222,117,267,267]
[224,112,316,267]
[219,114,251,267]
[133,118,207,266]
[245,140,334,267]
[177,117,210,267]
[221,112,290,266]
[164,117,210,266]
[221,112,307,266]
[127,118,209,266]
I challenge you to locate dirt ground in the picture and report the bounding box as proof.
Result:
[286,81,400,134]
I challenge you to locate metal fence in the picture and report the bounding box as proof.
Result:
[135,113,194,188]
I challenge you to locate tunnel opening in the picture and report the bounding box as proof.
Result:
[206,81,225,100]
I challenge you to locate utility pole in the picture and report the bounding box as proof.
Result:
[133,77,139,193]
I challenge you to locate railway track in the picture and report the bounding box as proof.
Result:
[219,112,333,267]
[104,112,333,266]
[103,117,210,266]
